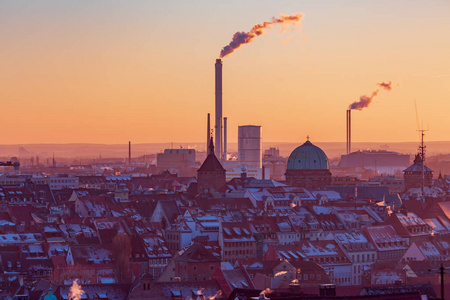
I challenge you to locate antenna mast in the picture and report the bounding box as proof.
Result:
[415,100,428,200]
[417,129,428,200]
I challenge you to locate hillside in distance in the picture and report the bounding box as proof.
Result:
[0,141,449,160]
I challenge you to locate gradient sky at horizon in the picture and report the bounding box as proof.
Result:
[1,0,449,145]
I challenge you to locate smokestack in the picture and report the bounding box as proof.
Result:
[345,109,349,155]
[215,59,223,160]
[223,117,227,161]
[129,141,131,166]
[346,110,352,155]
[207,113,210,151]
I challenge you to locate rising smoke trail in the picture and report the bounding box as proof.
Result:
[220,13,304,58]
[348,81,393,111]
[260,288,273,296]
[377,81,392,91]
[274,271,288,277]
[68,279,85,300]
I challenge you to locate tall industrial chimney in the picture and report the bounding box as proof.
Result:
[223,117,227,161]
[346,110,351,155]
[215,59,223,160]
[207,113,210,151]
[129,141,131,166]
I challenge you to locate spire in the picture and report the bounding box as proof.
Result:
[209,137,215,155]
[413,153,423,165]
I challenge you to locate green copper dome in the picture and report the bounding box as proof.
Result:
[44,288,57,300]
[287,140,329,170]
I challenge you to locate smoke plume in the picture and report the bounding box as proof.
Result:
[274,271,288,277]
[260,288,273,296]
[377,81,392,91]
[220,13,304,58]
[207,290,222,300]
[68,279,85,300]
[348,81,393,111]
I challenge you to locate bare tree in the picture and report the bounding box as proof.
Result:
[112,233,132,284]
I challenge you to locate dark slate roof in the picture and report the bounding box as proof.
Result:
[228,289,423,300]
[198,153,225,172]
[403,154,433,173]
[78,175,107,184]
[134,199,159,218]
[175,243,221,263]
[56,284,130,300]
[403,163,433,173]
[324,186,397,203]
[197,197,254,211]
[198,137,225,172]
[155,280,224,300]
[360,284,436,298]
[159,200,181,223]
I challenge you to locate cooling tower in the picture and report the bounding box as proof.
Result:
[238,125,262,168]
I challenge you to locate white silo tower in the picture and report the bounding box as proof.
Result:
[238,125,262,168]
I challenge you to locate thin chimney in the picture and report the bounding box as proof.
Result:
[215,59,223,160]
[128,141,131,166]
[223,117,227,162]
[346,110,351,155]
[207,113,211,151]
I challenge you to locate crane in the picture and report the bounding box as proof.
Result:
[0,161,20,170]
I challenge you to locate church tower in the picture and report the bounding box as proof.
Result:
[197,137,226,193]
[403,153,433,191]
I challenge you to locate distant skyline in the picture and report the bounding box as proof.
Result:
[1,1,449,144]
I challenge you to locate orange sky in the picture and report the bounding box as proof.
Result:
[0,1,449,145]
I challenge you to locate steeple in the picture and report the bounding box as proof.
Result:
[197,136,226,193]
[413,153,423,165]
[209,137,215,155]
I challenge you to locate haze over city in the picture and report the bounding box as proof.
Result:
[1,1,449,145]
[1,2,450,300]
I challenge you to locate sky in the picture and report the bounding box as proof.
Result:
[0,0,449,145]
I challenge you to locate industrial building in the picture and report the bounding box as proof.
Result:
[156,149,196,169]
[339,150,410,174]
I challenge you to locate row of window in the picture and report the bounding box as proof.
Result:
[353,264,370,274]
[334,277,350,284]
[51,179,78,184]
[378,241,406,248]
[277,273,322,281]
[224,241,254,247]
[346,243,372,251]
[224,249,253,256]
[409,226,430,234]
[351,253,375,263]
[167,233,180,240]
[149,258,169,265]
[312,256,347,264]
[379,250,403,259]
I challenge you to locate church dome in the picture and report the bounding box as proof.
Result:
[287,140,329,170]
[44,288,57,300]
